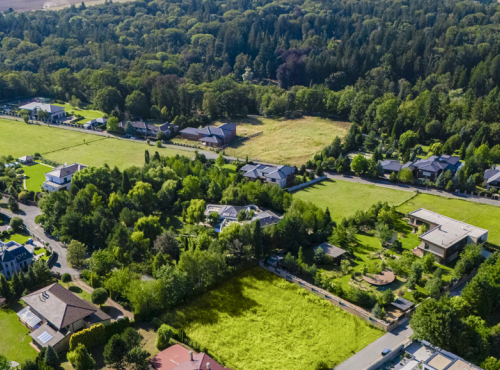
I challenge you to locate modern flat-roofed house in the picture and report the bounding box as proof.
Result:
[205,204,281,232]
[180,123,236,147]
[43,163,87,192]
[239,164,295,188]
[83,117,107,130]
[314,242,346,264]
[21,283,111,352]
[408,208,488,263]
[118,121,178,138]
[484,165,500,190]
[19,103,66,120]
[151,344,230,370]
[0,241,34,278]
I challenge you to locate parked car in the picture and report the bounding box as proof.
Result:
[381,348,391,356]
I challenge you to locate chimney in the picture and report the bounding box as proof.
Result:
[189,351,193,361]
[206,363,210,370]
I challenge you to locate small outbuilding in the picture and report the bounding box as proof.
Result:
[314,242,346,263]
[266,255,283,268]
[18,156,33,164]
[390,297,415,313]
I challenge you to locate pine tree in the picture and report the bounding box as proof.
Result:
[0,274,12,300]
[323,208,332,229]
[44,345,60,368]
[145,150,150,164]
[10,273,24,297]
[251,220,263,258]
[122,171,131,193]
[27,266,37,289]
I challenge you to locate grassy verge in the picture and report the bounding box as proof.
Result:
[293,179,414,222]
[167,267,383,370]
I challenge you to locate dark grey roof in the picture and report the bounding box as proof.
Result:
[0,241,32,263]
[484,168,499,180]
[380,160,402,172]
[45,163,86,178]
[315,242,346,258]
[200,136,223,144]
[390,297,414,311]
[180,127,201,135]
[241,164,295,181]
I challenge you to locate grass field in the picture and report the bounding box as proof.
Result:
[1,232,31,244]
[23,163,52,192]
[398,193,500,246]
[0,303,38,363]
[293,179,414,222]
[0,119,192,169]
[218,116,351,166]
[167,267,383,370]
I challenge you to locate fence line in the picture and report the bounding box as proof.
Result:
[259,261,398,331]
[288,175,327,192]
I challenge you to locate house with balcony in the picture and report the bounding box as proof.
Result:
[0,241,34,279]
[407,209,488,263]
[19,283,111,352]
[43,163,87,192]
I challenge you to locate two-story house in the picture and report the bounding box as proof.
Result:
[0,241,34,278]
[19,283,111,352]
[43,163,87,192]
[239,164,296,188]
[118,121,179,138]
[407,208,488,263]
[19,103,66,120]
[180,123,237,147]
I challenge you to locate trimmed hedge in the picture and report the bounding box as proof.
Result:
[69,317,132,351]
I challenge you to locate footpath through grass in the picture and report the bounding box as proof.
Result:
[293,179,414,222]
[0,118,193,168]
[167,267,383,370]
[220,116,351,166]
[0,302,38,363]
[398,193,500,246]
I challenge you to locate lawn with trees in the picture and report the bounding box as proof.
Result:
[293,179,414,222]
[166,267,383,370]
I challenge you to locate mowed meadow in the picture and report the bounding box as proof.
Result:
[167,267,383,370]
[220,116,352,166]
[0,118,192,168]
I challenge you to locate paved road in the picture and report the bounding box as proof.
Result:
[1,196,78,276]
[325,172,500,207]
[334,320,413,370]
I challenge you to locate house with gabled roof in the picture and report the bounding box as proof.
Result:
[21,283,111,352]
[19,103,66,120]
[43,163,87,192]
[381,155,461,182]
[0,241,34,278]
[484,165,500,190]
[239,163,295,188]
[180,123,236,147]
[205,204,282,232]
[118,121,178,138]
[151,344,230,370]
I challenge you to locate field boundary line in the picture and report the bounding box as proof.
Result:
[40,136,109,156]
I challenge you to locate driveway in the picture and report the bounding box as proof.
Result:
[1,195,78,276]
[325,172,500,207]
[334,321,414,370]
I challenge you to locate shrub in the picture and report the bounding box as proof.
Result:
[151,317,163,330]
[156,140,162,148]
[156,324,173,350]
[70,324,107,351]
[20,360,37,370]
[91,288,108,306]
[9,217,24,232]
[61,273,72,283]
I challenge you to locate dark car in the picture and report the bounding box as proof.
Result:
[381,348,391,356]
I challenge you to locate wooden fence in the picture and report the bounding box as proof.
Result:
[259,261,398,332]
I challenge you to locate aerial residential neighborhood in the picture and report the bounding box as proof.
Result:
[1,0,500,370]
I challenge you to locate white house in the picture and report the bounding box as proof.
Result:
[19,103,66,120]
[0,241,34,278]
[83,117,107,130]
[43,163,87,192]
[18,156,33,164]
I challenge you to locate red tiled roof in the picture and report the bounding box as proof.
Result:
[151,345,229,370]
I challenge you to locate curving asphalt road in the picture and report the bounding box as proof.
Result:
[1,195,78,276]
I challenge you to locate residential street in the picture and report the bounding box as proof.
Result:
[325,172,500,207]
[1,195,78,276]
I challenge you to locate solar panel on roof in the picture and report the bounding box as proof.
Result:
[38,331,52,344]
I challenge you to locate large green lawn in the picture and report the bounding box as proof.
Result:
[0,304,38,363]
[53,103,105,124]
[397,193,500,246]
[167,267,383,370]
[0,118,192,168]
[23,163,52,192]
[293,179,414,222]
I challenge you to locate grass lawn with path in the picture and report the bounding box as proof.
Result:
[398,193,500,246]
[22,163,52,192]
[0,302,38,363]
[216,116,351,166]
[0,118,193,169]
[167,267,383,370]
[293,179,414,223]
